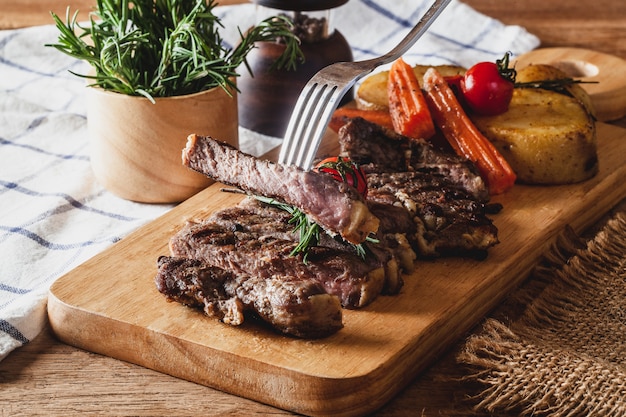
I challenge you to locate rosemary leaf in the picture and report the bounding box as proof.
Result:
[514,78,598,92]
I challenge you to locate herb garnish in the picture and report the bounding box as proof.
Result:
[515,78,598,92]
[253,196,377,263]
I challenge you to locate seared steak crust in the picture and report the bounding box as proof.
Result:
[155,256,245,325]
[367,174,498,257]
[155,256,343,338]
[182,134,379,244]
[210,197,409,295]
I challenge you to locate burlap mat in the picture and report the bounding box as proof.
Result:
[458,212,626,416]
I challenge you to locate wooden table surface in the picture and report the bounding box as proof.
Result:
[2,1,625,416]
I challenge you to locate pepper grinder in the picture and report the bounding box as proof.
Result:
[237,0,353,138]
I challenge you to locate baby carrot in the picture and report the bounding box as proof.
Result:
[422,67,516,195]
[388,58,436,140]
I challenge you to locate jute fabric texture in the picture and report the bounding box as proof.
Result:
[459,213,626,416]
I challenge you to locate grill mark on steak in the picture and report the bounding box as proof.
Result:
[338,118,499,258]
[337,121,411,172]
[155,256,343,338]
[155,256,245,325]
[182,134,379,245]
[169,215,386,309]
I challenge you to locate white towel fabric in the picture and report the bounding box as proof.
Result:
[0,0,539,361]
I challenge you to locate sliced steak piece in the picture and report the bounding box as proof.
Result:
[169,218,386,309]
[338,117,489,202]
[337,119,411,172]
[182,134,379,245]
[367,171,499,258]
[155,256,245,325]
[337,118,498,258]
[209,197,408,295]
[155,256,343,338]
[366,201,417,274]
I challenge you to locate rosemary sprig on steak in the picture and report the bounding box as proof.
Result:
[254,196,321,262]
[254,195,375,263]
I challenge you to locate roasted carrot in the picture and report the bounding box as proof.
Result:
[388,58,436,140]
[329,106,394,132]
[422,67,516,195]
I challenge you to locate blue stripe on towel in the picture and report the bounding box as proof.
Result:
[0,225,120,250]
[0,320,29,344]
[0,182,137,221]
[0,283,30,295]
[0,137,90,162]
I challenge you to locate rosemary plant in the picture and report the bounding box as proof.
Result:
[47,0,303,100]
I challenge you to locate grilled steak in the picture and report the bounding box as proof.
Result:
[338,117,499,258]
[182,134,379,245]
[155,256,343,338]
[338,117,489,202]
[367,172,498,257]
[157,117,501,339]
[169,212,387,309]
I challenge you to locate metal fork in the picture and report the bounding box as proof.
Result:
[278,0,452,169]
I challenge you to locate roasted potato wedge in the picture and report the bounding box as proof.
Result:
[356,64,465,111]
[471,85,598,185]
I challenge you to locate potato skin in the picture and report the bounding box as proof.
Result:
[471,87,598,185]
[356,65,465,111]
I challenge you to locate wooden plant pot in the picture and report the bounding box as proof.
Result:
[86,84,238,203]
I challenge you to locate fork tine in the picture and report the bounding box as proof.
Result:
[300,87,344,168]
[280,79,347,168]
[290,84,329,166]
[294,84,338,168]
[278,90,310,165]
[279,83,318,165]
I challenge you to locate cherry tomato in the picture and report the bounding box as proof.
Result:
[314,156,368,198]
[461,62,514,115]
[461,60,515,116]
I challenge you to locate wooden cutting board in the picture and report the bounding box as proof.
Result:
[48,120,626,417]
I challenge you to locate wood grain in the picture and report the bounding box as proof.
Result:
[2,1,626,416]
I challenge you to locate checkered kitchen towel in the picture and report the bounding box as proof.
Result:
[0,0,539,360]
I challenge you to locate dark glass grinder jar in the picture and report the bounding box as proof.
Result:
[237,0,353,138]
